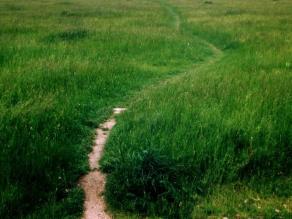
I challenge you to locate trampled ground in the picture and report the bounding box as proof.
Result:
[0,0,291,218]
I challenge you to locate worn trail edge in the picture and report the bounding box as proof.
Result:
[79,108,126,219]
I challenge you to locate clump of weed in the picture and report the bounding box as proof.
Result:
[204,1,213,4]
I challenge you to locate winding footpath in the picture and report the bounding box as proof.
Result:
[78,1,223,218]
[160,0,223,60]
[79,108,126,219]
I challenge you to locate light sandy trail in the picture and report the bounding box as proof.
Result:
[79,108,126,219]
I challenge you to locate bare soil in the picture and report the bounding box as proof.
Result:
[79,108,126,219]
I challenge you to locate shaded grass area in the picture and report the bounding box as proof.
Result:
[100,0,292,218]
[0,0,211,218]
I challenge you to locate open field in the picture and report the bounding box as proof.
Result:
[1,0,291,218]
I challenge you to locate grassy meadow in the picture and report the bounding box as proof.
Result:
[0,0,291,218]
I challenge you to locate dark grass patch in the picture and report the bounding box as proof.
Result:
[4,4,23,11]
[0,27,35,35]
[14,187,84,219]
[0,51,14,67]
[224,9,246,15]
[0,53,5,67]
[204,1,213,4]
[60,10,77,17]
[44,29,89,43]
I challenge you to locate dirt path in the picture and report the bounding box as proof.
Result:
[78,2,223,218]
[79,108,126,219]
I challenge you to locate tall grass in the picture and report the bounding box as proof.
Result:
[0,0,210,218]
[1,0,291,218]
[100,0,292,218]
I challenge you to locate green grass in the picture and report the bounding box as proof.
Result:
[0,0,210,218]
[100,0,292,218]
[192,181,292,218]
[1,0,291,218]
